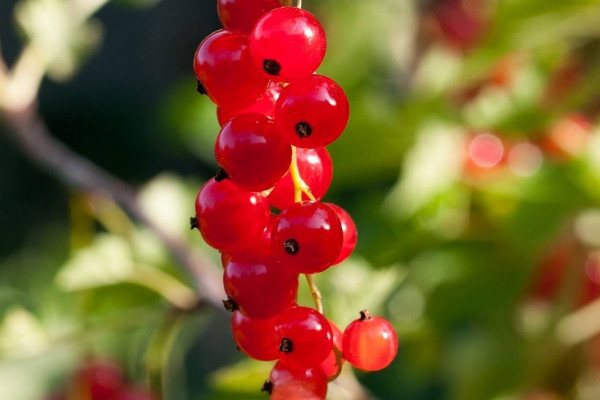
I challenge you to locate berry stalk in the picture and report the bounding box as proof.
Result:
[290,146,316,202]
[290,145,323,313]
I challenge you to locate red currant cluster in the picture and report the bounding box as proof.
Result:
[46,359,154,400]
[191,1,398,398]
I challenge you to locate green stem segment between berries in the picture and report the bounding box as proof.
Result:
[290,145,322,313]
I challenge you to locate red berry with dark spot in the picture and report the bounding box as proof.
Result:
[194,30,269,107]
[273,202,343,274]
[342,310,398,371]
[223,251,298,319]
[250,7,326,82]
[276,306,332,369]
[195,178,270,252]
[215,114,292,191]
[231,311,280,361]
[263,361,327,400]
[275,75,349,148]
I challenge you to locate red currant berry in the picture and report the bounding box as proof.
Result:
[195,178,270,252]
[268,147,333,210]
[231,311,280,361]
[74,359,124,400]
[220,213,276,268]
[215,114,292,191]
[223,252,298,319]
[194,30,268,107]
[323,203,357,265]
[217,0,283,34]
[217,82,282,127]
[250,7,326,82]
[342,310,398,371]
[276,306,332,369]
[273,202,343,274]
[220,251,233,268]
[262,361,327,400]
[275,75,349,148]
[318,320,344,380]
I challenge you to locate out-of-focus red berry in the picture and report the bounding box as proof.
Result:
[74,359,125,400]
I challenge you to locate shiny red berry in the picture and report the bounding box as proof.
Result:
[275,75,349,148]
[223,251,298,319]
[195,178,270,252]
[231,311,279,361]
[268,147,333,210]
[194,30,268,107]
[273,202,343,274]
[217,82,282,127]
[250,7,326,82]
[220,213,276,268]
[342,310,398,371]
[215,114,292,191]
[324,203,357,264]
[318,320,344,380]
[217,0,284,34]
[263,361,328,400]
[276,306,332,369]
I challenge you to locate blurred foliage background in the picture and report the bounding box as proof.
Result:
[2,0,600,399]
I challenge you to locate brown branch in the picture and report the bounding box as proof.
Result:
[0,105,225,309]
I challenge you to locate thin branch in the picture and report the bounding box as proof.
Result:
[5,44,47,112]
[0,106,225,309]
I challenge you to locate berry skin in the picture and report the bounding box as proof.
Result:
[250,7,326,82]
[323,203,357,265]
[231,311,280,361]
[275,75,349,148]
[263,361,328,400]
[273,202,343,274]
[223,251,298,319]
[195,178,270,252]
[268,147,333,210]
[194,30,269,107]
[217,0,284,34]
[215,114,292,191]
[318,320,345,380]
[342,310,398,371]
[276,306,333,369]
[217,82,282,127]
[220,213,276,268]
